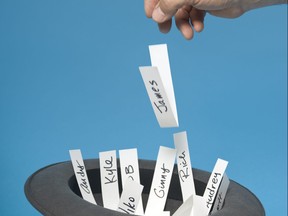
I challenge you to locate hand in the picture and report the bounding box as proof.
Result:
[144,0,287,40]
[144,0,244,40]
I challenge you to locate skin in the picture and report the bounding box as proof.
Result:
[144,0,287,40]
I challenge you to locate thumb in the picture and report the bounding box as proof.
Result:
[152,0,186,23]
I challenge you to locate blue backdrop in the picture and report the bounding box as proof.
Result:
[0,1,287,215]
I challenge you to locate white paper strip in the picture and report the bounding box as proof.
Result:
[202,158,228,215]
[210,173,230,214]
[160,211,171,216]
[99,150,120,210]
[139,66,178,127]
[145,146,177,216]
[119,148,144,215]
[149,44,178,126]
[190,195,206,216]
[172,194,194,216]
[69,149,97,205]
[139,44,178,128]
[174,131,196,201]
[117,178,144,215]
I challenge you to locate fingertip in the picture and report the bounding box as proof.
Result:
[145,10,152,18]
[182,30,194,40]
[158,20,172,33]
[178,24,194,40]
[175,17,194,40]
[193,22,204,32]
[190,9,205,32]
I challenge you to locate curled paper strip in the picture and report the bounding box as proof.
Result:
[139,44,179,128]
[211,173,230,214]
[119,148,144,215]
[202,158,229,215]
[117,178,144,215]
[172,194,194,216]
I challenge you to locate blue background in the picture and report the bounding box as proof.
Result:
[0,1,287,215]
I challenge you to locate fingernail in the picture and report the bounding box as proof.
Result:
[152,6,166,23]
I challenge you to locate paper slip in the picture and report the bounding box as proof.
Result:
[69,149,97,205]
[119,148,144,215]
[210,173,230,214]
[160,211,171,216]
[174,131,196,201]
[190,195,207,216]
[173,195,207,216]
[145,146,177,216]
[117,178,144,215]
[202,158,228,215]
[172,194,194,216]
[139,44,178,128]
[99,150,120,210]
[139,67,177,128]
[149,44,177,124]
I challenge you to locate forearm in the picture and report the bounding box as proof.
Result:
[241,0,287,13]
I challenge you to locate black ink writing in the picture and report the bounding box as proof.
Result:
[149,80,168,113]
[154,163,170,198]
[76,160,90,194]
[216,192,223,210]
[118,197,136,214]
[178,151,190,182]
[206,172,222,209]
[125,165,135,181]
[103,156,117,184]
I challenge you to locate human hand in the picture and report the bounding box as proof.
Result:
[144,0,287,40]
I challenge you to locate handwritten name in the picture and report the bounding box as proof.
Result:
[118,197,136,214]
[149,80,168,113]
[154,163,170,198]
[178,151,190,182]
[103,156,117,184]
[76,160,90,194]
[125,165,135,181]
[206,172,221,209]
